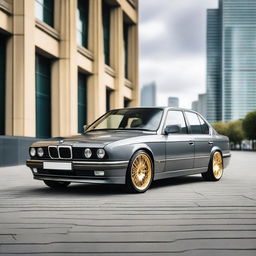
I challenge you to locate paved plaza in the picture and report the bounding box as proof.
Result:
[0,151,255,255]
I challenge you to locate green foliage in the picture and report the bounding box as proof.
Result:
[212,122,228,136]
[226,120,245,144]
[242,111,256,140]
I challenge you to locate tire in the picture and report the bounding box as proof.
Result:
[44,180,71,189]
[202,151,223,181]
[126,150,153,193]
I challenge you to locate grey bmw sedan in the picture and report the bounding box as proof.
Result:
[26,107,231,193]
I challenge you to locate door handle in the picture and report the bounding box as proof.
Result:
[189,141,194,145]
[208,141,213,145]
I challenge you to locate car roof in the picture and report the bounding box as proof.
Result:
[111,106,197,113]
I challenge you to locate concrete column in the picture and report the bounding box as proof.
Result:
[87,0,106,123]
[53,0,78,136]
[111,6,124,108]
[12,0,35,136]
[129,24,139,106]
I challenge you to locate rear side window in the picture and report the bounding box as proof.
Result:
[165,111,187,134]
[185,112,202,134]
[198,115,210,134]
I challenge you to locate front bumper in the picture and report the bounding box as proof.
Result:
[26,159,129,184]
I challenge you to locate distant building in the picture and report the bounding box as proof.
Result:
[192,93,207,117]
[207,0,256,122]
[192,101,198,112]
[198,94,207,118]
[140,82,156,106]
[168,97,179,108]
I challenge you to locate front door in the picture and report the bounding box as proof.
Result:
[165,110,194,172]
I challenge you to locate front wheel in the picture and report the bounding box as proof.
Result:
[126,150,153,193]
[44,180,71,189]
[202,151,223,181]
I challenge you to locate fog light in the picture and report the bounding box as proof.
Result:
[30,147,36,157]
[37,147,44,157]
[32,168,38,173]
[97,148,105,159]
[94,171,104,176]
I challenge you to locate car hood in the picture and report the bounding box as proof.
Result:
[32,130,155,147]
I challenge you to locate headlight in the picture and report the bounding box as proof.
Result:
[37,147,44,157]
[84,148,92,158]
[30,147,36,157]
[97,148,105,159]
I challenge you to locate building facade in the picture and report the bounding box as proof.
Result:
[207,0,256,123]
[140,82,156,107]
[191,93,207,118]
[168,97,179,108]
[0,0,139,139]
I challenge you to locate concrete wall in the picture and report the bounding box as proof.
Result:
[0,136,38,167]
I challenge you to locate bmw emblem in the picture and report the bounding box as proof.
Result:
[60,139,64,144]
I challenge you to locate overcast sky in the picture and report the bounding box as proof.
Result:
[139,0,218,108]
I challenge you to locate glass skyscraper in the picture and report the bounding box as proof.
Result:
[207,0,256,123]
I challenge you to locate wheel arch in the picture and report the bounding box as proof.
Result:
[210,146,223,158]
[131,144,155,169]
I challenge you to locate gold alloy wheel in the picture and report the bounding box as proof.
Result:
[131,153,152,191]
[212,152,223,179]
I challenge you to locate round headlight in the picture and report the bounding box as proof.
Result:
[30,147,36,157]
[97,148,105,159]
[84,148,92,158]
[37,147,44,157]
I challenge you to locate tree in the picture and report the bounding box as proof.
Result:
[226,120,245,149]
[242,111,256,150]
[212,122,228,136]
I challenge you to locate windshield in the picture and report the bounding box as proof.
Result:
[87,108,163,132]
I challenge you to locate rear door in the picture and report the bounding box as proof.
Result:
[165,110,194,172]
[185,112,213,168]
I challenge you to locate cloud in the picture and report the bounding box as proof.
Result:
[139,0,218,108]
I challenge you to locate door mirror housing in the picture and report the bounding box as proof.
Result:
[164,125,181,135]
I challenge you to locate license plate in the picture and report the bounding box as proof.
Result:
[43,162,72,170]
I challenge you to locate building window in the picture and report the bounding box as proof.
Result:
[77,0,89,48]
[124,97,131,108]
[106,88,112,112]
[123,23,129,79]
[35,0,54,27]
[0,34,6,135]
[102,1,111,65]
[36,54,51,138]
[78,72,87,133]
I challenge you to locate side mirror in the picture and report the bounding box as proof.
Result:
[83,125,88,133]
[164,125,181,135]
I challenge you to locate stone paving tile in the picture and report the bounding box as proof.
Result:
[0,151,256,255]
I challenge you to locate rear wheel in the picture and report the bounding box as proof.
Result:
[44,180,70,189]
[202,151,223,181]
[126,150,153,193]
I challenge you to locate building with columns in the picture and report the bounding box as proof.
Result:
[0,0,138,166]
[0,0,138,138]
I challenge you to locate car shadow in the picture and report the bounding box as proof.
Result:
[150,174,204,190]
[22,175,204,196]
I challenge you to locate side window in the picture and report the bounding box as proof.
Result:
[198,115,210,134]
[185,112,202,134]
[165,111,187,134]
